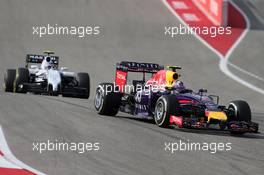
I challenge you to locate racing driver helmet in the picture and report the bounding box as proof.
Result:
[41,56,54,70]
[173,80,186,92]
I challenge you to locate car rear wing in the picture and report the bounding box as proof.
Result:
[115,61,164,92]
[26,54,59,68]
[116,61,164,73]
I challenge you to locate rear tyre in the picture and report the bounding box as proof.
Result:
[77,72,90,99]
[14,68,29,93]
[94,83,122,116]
[3,69,16,92]
[154,94,181,128]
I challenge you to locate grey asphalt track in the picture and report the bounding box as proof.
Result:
[0,0,263,175]
[228,0,264,90]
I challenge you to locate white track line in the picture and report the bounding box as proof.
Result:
[0,156,22,169]
[0,126,46,175]
[228,62,264,83]
[162,0,264,95]
[219,0,264,95]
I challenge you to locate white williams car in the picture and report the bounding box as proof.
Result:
[3,51,90,99]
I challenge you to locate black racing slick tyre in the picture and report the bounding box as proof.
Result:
[3,69,16,92]
[77,72,90,99]
[154,94,181,128]
[94,83,122,116]
[228,100,251,122]
[14,68,29,93]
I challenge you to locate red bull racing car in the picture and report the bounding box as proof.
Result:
[94,61,259,135]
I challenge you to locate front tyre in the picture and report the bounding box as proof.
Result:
[77,72,90,99]
[228,100,251,135]
[94,83,121,116]
[3,69,16,92]
[228,100,251,122]
[154,94,180,128]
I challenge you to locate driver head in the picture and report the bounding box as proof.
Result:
[41,56,55,70]
[173,80,185,91]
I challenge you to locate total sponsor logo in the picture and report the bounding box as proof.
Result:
[126,62,160,69]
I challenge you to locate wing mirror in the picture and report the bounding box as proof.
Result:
[209,95,220,105]
[199,89,207,100]
[199,89,207,93]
